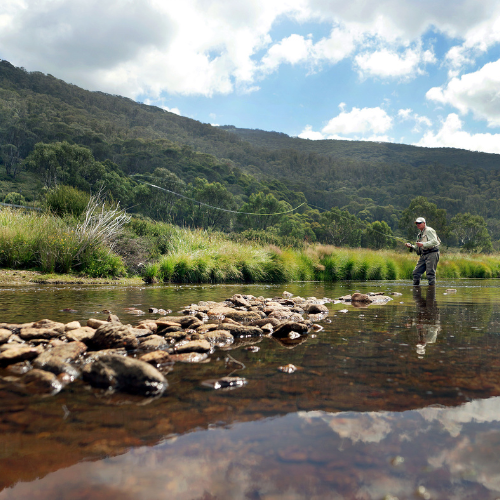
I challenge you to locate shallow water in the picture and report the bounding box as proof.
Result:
[1,280,500,499]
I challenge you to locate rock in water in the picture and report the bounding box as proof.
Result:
[82,354,167,396]
[91,323,140,350]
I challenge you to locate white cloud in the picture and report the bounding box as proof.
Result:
[322,105,393,136]
[1,0,500,102]
[260,27,357,74]
[298,125,325,140]
[416,113,500,154]
[398,108,432,131]
[355,46,436,79]
[427,60,500,127]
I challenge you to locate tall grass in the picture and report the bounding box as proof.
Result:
[141,225,500,283]
[4,209,500,282]
[0,208,126,276]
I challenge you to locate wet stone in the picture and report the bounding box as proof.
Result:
[90,323,140,350]
[0,345,43,366]
[201,376,247,390]
[6,361,32,375]
[169,352,209,363]
[305,303,329,314]
[23,368,63,395]
[65,321,81,331]
[278,363,298,373]
[82,354,167,396]
[139,350,171,365]
[200,330,234,347]
[87,318,107,329]
[65,326,96,344]
[172,339,212,354]
[33,341,87,376]
[273,322,309,338]
[0,329,12,344]
[218,324,263,338]
[139,335,168,349]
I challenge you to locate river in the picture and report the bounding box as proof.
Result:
[1,280,500,499]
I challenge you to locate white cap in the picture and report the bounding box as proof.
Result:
[415,217,426,224]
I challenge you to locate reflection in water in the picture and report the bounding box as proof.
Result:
[412,286,441,356]
[3,398,500,500]
[2,281,500,499]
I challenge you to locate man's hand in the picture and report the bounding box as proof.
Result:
[416,242,424,248]
[405,243,412,248]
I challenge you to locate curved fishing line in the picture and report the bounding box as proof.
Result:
[134,179,305,216]
[305,201,408,244]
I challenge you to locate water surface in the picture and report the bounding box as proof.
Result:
[1,280,500,499]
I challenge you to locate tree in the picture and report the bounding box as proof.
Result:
[314,208,363,247]
[450,213,493,253]
[362,221,397,249]
[237,192,291,231]
[187,178,237,230]
[399,196,448,240]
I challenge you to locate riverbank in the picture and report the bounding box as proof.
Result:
[0,270,144,286]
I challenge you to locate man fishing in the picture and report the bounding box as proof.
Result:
[405,217,441,286]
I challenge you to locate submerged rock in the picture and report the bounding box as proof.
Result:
[82,354,167,396]
[23,369,63,395]
[201,376,247,390]
[34,341,87,376]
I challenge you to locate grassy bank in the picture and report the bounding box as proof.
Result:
[141,225,500,283]
[3,208,500,282]
[0,208,126,277]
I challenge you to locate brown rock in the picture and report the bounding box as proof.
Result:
[172,339,211,354]
[139,351,171,365]
[351,293,373,303]
[82,354,167,396]
[91,323,140,350]
[34,342,87,376]
[305,303,329,314]
[19,327,64,341]
[169,352,209,363]
[200,330,234,346]
[162,330,187,342]
[0,328,11,344]
[0,345,43,365]
[218,324,263,337]
[273,322,309,338]
[23,369,63,395]
[230,294,251,308]
[87,318,107,329]
[136,320,158,333]
[139,335,167,349]
[66,326,96,344]
[107,313,121,323]
[249,318,281,327]
[65,321,81,331]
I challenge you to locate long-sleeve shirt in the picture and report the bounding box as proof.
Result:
[410,225,440,254]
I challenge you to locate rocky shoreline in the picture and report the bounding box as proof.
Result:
[0,291,392,397]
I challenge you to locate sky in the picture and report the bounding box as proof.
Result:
[2,0,500,154]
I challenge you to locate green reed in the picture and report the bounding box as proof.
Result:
[0,208,125,276]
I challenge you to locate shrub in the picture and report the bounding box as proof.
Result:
[45,185,90,217]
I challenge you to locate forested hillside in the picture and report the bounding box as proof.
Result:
[0,59,499,250]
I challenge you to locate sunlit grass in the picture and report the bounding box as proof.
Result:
[0,208,125,276]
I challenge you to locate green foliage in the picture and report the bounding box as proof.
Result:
[399,196,448,240]
[3,60,500,250]
[361,221,397,249]
[449,212,493,253]
[0,207,125,276]
[3,191,26,205]
[45,185,90,217]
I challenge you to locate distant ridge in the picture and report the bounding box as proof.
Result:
[219,125,500,170]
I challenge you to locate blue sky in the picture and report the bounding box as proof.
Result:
[2,0,500,153]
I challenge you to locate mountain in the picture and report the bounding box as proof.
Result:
[2,59,500,238]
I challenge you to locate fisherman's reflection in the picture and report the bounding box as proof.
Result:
[412,286,441,356]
